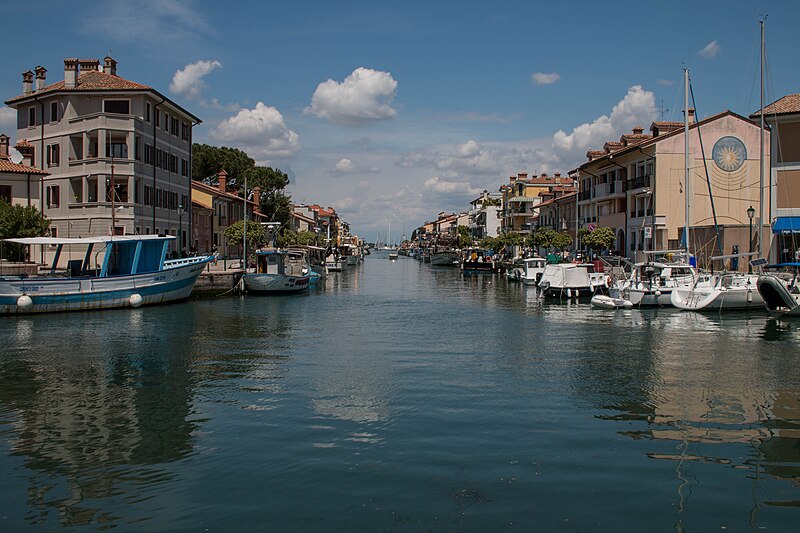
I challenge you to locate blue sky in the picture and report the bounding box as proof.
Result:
[1,0,798,240]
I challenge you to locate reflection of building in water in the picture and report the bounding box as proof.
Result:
[0,348,196,527]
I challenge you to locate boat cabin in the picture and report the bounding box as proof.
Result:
[255,249,306,277]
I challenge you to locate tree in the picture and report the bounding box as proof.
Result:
[0,201,50,261]
[530,227,572,254]
[551,232,573,251]
[223,219,267,248]
[192,144,255,184]
[278,230,318,248]
[579,226,615,253]
[456,225,473,248]
[479,236,500,251]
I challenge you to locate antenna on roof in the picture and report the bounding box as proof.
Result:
[652,100,669,120]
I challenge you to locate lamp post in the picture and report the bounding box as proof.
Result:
[747,205,755,273]
[178,203,185,253]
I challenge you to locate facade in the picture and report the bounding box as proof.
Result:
[290,205,320,233]
[4,56,200,261]
[0,134,48,208]
[468,191,502,240]
[500,172,572,234]
[574,113,769,266]
[751,94,800,262]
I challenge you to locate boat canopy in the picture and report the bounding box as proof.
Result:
[2,235,175,245]
[772,217,800,234]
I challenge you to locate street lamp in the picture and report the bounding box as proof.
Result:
[178,203,185,253]
[747,205,755,272]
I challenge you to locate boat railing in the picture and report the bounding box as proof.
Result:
[164,255,213,268]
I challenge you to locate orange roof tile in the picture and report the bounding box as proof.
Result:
[6,70,151,103]
[750,94,800,117]
[0,159,48,175]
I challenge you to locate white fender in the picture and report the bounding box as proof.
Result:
[17,295,33,309]
[129,293,143,307]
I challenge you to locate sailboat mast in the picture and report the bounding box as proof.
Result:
[684,68,690,258]
[758,17,765,259]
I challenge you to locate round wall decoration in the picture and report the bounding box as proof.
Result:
[712,136,747,172]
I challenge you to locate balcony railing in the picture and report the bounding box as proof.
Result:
[578,190,591,201]
[626,174,651,190]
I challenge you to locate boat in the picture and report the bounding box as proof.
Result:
[431,250,459,266]
[537,263,607,298]
[757,264,800,317]
[388,250,399,260]
[242,249,310,293]
[1,235,213,314]
[591,288,633,309]
[521,257,547,286]
[460,248,495,272]
[619,260,696,307]
[671,272,763,311]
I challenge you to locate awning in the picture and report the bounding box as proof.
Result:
[772,217,800,234]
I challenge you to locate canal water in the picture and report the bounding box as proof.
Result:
[1,252,799,531]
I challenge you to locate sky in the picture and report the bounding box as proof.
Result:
[1,0,798,241]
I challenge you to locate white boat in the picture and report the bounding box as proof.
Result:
[388,251,399,260]
[431,250,458,266]
[460,248,495,272]
[521,257,547,286]
[757,266,800,317]
[670,272,763,311]
[242,249,310,293]
[325,253,346,272]
[1,235,212,314]
[537,263,607,298]
[591,288,633,309]
[619,261,696,307]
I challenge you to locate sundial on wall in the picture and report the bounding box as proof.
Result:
[712,136,747,172]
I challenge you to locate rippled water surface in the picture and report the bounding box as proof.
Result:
[2,252,800,531]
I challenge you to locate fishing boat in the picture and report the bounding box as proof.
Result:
[242,249,310,293]
[1,235,213,314]
[460,248,495,272]
[430,250,459,266]
[671,272,762,311]
[537,263,607,298]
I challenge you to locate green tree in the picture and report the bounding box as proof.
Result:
[456,225,473,248]
[0,201,50,261]
[224,219,267,248]
[192,144,255,185]
[579,226,615,253]
[479,236,500,251]
[551,232,573,251]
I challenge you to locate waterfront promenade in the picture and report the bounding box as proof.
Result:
[0,253,799,531]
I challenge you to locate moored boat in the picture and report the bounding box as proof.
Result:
[757,264,800,317]
[1,235,213,314]
[242,249,310,293]
[521,257,547,286]
[460,248,495,272]
[671,272,763,311]
[431,250,458,266]
[537,263,607,298]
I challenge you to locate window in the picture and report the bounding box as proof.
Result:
[103,100,130,114]
[50,101,58,122]
[70,178,83,203]
[171,117,179,136]
[144,143,153,165]
[134,179,141,204]
[181,122,189,141]
[163,112,169,132]
[181,158,188,177]
[28,106,36,127]
[46,185,60,208]
[49,226,58,247]
[145,227,151,235]
[145,102,151,123]
[106,141,128,159]
[134,136,141,160]
[87,178,98,202]
[0,185,11,204]
[107,181,128,203]
[46,144,60,166]
[144,185,152,206]
[155,109,160,128]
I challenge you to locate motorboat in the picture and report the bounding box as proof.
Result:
[388,250,399,260]
[757,264,800,317]
[521,257,547,286]
[618,261,696,307]
[537,263,607,298]
[671,272,763,311]
[431,250,459,266]
[1,235,213,314]
[591,288,633,309]
[325,253,347,272]
[460,248,495,272]
[242,249,310,293]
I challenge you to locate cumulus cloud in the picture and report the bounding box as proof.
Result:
[657,79,675,86]
[306,67,398,126]
[213,102,300,161]
[399,138,546,177]
[423,176,482,196]
[170,59,222,99]
[698,40,720,59]
[551,85,657,165]
[331,158,380,175]
[532,72,560,85]
[0,106,15,134]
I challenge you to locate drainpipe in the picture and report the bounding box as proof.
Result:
[34,94,45,263]
[152,97,165,235]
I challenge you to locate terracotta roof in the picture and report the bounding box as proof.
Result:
[750,94,800,117]
[191,180,258,207]
[6,70,151,103]
[14,139,33,148]
[0,159,48,175]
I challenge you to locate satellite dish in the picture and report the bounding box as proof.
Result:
[9,147,23,165]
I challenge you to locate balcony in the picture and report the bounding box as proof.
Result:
[626,174,651,191]
[578,190,591,201]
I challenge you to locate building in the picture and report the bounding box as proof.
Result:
[4,56,201,261]
[573,112,769,266]
[468,190,502,240]
[499,172,572,234]
[750,94,800,262]
[290,205,320,234]
[0,134,48,208]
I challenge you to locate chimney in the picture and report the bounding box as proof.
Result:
[79,58,99,72]
[64,58,79,88]
[252,186,262,204]
[218,169,228,193]
[554,172,562,180]
[22,70,33,94]
[0,134,9,157]
[34,66,47,91]
[103,56,117,76]
[518,172,527,181]
[684,107,696,125]
[632,125,644,135]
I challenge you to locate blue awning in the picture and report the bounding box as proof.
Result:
[772,217,800,234]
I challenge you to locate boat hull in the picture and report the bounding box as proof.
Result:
[0,256,212,314]
[242,272,310,293]
[431,252,459,266]
[671,279,763,311]
[757,275,800,317]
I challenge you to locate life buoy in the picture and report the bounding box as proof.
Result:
[605,275,612,288]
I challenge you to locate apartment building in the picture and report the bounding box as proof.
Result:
[573,112,768,265]
[468,190,502,240]
[499,172,572,234]
[0,134,48,208]
[4,56,200,260]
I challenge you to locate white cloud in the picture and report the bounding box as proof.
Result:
[532,72,560,85]
[657,79,675,86]
[698,40,720,59]
[170,59,222,100]
[423,176,481,197]
[306,67,398,126]
[331,157,381,175]
[213,102,300,162]
[0,106,15,135]
[334,158,354,173]
[551,85,657,165]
